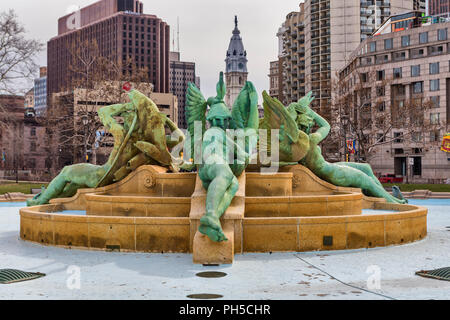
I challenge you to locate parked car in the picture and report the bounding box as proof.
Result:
[378,174,404,184]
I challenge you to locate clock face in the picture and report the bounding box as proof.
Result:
[238,63,244,69]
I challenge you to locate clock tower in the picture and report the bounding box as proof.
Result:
[225,16,248,107]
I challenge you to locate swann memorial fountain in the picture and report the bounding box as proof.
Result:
[20,75,427,265]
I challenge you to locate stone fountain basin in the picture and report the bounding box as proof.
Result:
[18,165,428,258]
[20,201,427,254]
[20,203,191,253]
[245,191,363,217]
[242,202,427,252]
[85,193,191,217]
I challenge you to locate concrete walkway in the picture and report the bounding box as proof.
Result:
[0,200,449,300]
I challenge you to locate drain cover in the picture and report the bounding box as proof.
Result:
[0,269,45,284]
[187,294,223,300]
[196,271,227,278]
[416,267,450,281]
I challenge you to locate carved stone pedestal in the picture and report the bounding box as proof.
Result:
[190,173,245,265]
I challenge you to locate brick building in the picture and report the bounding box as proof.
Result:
[47,0,170,105]
[0,95,48,181]
[339,12,450,182]
[169,51,196,129]
[429,0,450,15]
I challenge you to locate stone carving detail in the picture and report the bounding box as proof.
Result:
[143,174,156,189]
[292,174,301,188]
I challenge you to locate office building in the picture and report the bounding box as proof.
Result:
[48,0,170,108]
[170,51,197,129]
[34,67,47,117]
[339,12,450,181]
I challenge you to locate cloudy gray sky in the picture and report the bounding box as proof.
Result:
[2,0,303,99]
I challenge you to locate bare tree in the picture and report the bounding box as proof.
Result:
[332,68,444,163]
[46,35,152,170]
[0,10,43,94]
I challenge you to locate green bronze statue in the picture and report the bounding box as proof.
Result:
[186,72,258,242]
[258,91,312,167]
[270,92,407,204]
[27,87,185,206]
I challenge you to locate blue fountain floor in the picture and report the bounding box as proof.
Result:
[0,200,449,300]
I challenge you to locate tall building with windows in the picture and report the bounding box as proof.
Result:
[429,0,450,16]
[279,6,306,104]
[48,0,170,106]
[34,67,47,117]
[268,60,281,101]
[339,12,450,181]
[303,0,415,113]
[169,51,197,129]
[225,16,248,107]
[413,0,427,13]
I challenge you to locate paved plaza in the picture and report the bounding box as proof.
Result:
[0,200,449,300]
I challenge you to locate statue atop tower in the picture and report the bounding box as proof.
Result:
[225,15,248,107]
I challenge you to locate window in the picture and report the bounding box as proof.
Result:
[376,54,389,64]
[394,84,405,95]
[30,127,36,136]
[361,73,368,83]
[411,48,424,58]
[411,65,420,77]
[377,70,385,81]
[401,35,410,47]
[412,82,423,93]
[30,141,36,152]
[394,132,403,143]
[430,79,440,91]
[430,113,440,124]
[431,96,440,108]
[377,102,386,112]
[393,51,406,61]
[369,41,376,52]
[430,62,440,75]
[419,32,428,44]
[430,130,440,142]
[393,67,402,79]
[438,28,447,41]
[412,132,422,142]
[376,86,385,97]
[384,38,393,50]
[377,133,386,143]
[429,45,444,55]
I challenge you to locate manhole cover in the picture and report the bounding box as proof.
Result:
[416,267,450,281]
[0,269,45,284]
[196,271,227,278]
[187,294,223,300]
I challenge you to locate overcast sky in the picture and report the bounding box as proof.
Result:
[3,0,304,99]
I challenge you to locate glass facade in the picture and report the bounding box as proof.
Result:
[34,76,47,116]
